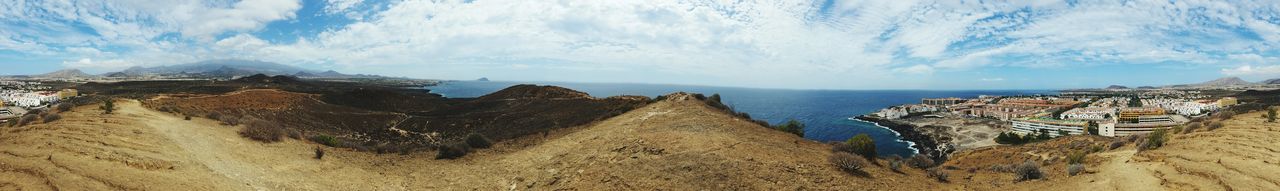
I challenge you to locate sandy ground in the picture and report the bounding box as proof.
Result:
[0,95,944,190]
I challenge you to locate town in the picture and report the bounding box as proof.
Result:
[0,80,80,124]
[869,88,1240,149]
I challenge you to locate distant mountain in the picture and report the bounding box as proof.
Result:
[35,69,96,79]
[1136,86,1157,89]
[1261,78,1280,84]
[120,59,314,76]
[1195,77,1255,87]
[1105,85,1129,89]
[476,77,490,81]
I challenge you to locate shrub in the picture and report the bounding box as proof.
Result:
[772,119,805,137]
[55,103,73,112]
[219,116,241,126]
[1217,110,1236,120]
[239,120,285,143]
[1066,151,1086,164]
[927,168,949,182]
[42,113,61,123]
[829,152,866,175]
[1183,122,1201,134]
[1206,121,1224,131]
[844,134,877,160]
[288,130,303,140]
[17,114,37,127]
[1138,128,1167,151]
[310,135,342,147]
[314,147,325,160]
[888,158,904,173]
[206,112,222,120]
[436,142,470,159]
[1015,161,1043,181]
[1268,107,1277,122]
[5,119,15,127]
[908,154,935,169]
[1067,164,1085,176]
[464,133,493,149]
[989,164,1016,173]
[99,99,114,114]
[1108,140,1125,150]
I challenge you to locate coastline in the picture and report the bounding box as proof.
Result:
[854,115,948,162]
[848,117,920,155]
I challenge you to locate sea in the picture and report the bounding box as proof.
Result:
[426,81,1055,157]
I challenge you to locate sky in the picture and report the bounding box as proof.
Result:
[2,0,1280,90]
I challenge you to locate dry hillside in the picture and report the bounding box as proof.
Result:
[0,94,940,190]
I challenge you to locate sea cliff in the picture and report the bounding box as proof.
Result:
[855,115,950,162]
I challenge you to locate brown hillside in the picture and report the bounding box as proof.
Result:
[0,93,942,190]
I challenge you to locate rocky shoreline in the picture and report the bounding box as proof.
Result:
[856,115,951,162]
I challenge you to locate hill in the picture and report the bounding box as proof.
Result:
[1261,78,1280,84]
[1105,85,1128,89]
[0,92,941,190]
[34,69,96,79]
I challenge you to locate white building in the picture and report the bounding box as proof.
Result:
[1061,107,1116,120]
[1011,118,1089,137]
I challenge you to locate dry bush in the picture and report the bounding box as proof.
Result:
[42,113,61,123]
[887,155,904,173]
[17,114,37,127]
[310,135,342,147]
[287,130,303,140]
[1067,151,1087,164]
[1183,122,1201,134]
[989,164,1016,173]
[314,147,325,160]
[219,116,241,126]
[1067,164,1085,176]
[1108,140,1125,150]
[239,119,285,143]
[829,152,867,175]
[1015,161,1043,181]
[927,168,949,182]
[205,112,222,120]
[436,142,470,159]
[1207,121,1224,131]
[908,154,935,169]
[464,133,493,149]
[55,103,73,112]
[1217,110,1236,120]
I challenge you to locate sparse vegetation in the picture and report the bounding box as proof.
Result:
[1217,110,1236,120]
[239,119,286,143]
[1067,164,1085,176]
[310,135,342,147]
[17,114,37,127]
[1108,140,1126,150]
[1206,121,1224,131]
[772,119,805,137]
[464,133,493,149]
[219,116,241,126]
[1138,128,1167,151]
[1268,107,1277,123]
[184,115,192,120]
[907,154,935,169]
[205,112,222,120]
[1015,161,1043,181]
[843,134,877,160]
[887,155,904,173]
[435,142,470,159]
[314,147,325,160]
[1067,151,1087,164]
[42,113,61,123]
[100,99,115,114]
[829,152,867,175]
[55,103,73,112]
[926,167,949,182]
[994,131,1054,145]
[1183,122,1201,134]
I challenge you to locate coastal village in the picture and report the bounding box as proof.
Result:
[0,80,79,123]
[864,87,1240,158]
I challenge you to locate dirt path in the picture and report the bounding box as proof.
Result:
[1078,150,1163,191]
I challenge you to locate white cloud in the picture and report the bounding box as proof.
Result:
[980,77,1004,82]
[1222,65,1280,77]
[324,0,364,15]
[893,65,935,75]
[61,58,134,71]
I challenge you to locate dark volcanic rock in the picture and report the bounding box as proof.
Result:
[856,115,949,162]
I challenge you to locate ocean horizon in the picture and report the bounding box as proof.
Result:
[428,80,1056,157]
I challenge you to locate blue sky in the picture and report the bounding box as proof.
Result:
[2,0,1280,90]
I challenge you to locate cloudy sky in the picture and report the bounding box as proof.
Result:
[2,0,1280,89]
